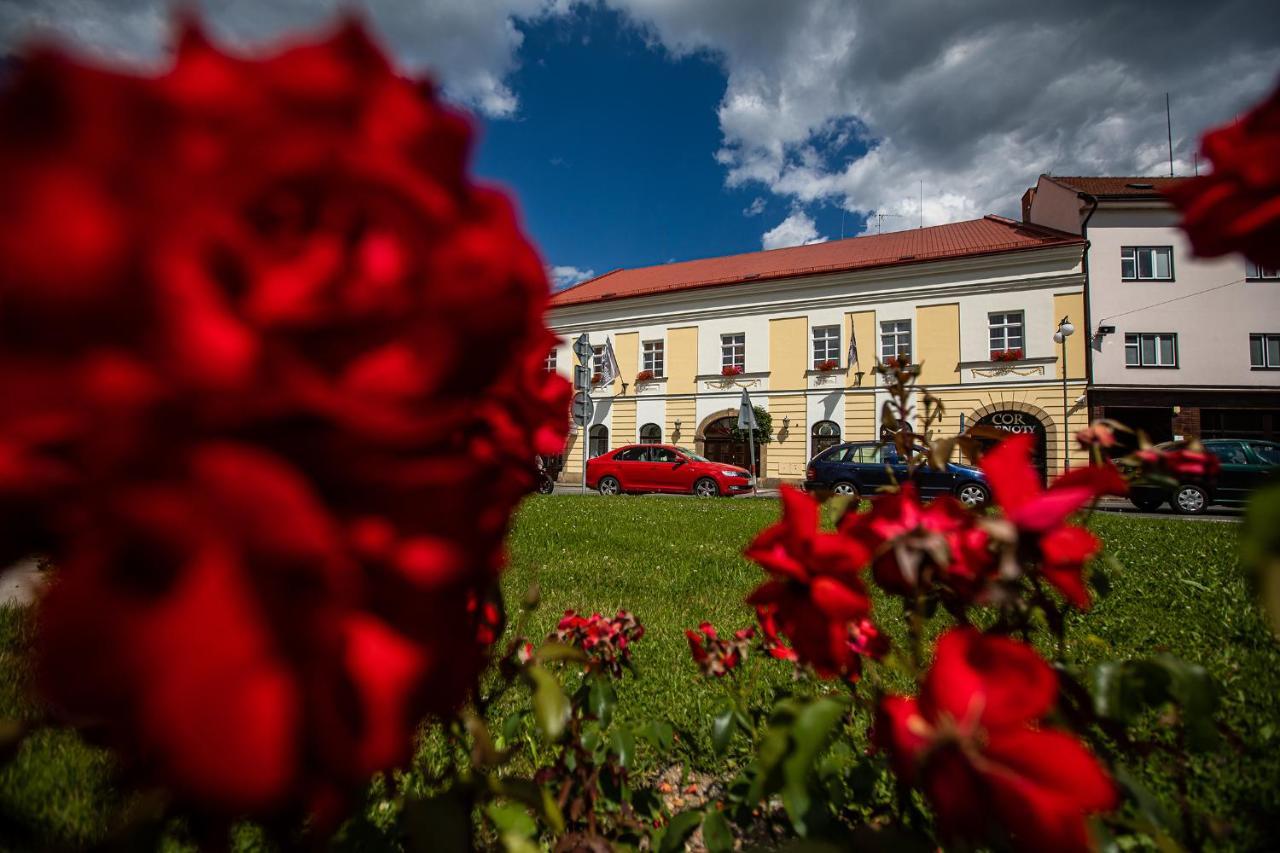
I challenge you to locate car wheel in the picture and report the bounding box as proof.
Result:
[1171,484,1208,515]
[537,475,555,495]
[1130,495,1164,512]
[598,476,621,496]
[693,477,720,498]
[955,482,989,509]
[832,481,860,499]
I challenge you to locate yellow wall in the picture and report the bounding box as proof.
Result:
[666,326,698,394]
[928,383,1089,475]
[612,399,636,446]
[1052,293,1086,381]
[844,391,877,444]
[847,310,876,388]
[562,428,583,476]
[614,332,638,393]
[764,395,808,479]
[916,303,960,386]
[667,398,696,447]
[769,317,808,387]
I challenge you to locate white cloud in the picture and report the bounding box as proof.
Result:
[0,0,570,118]
[761,211,827,250]
[602,0,1280,226]
[550,265,596,289]
[742,197,766,217]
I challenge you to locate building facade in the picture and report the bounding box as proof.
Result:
[547,216,1092,486]
[1024,176,1280,447]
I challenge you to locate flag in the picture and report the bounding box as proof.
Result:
[847,324,859,366]
[737,388,758,430]
[599,337,621,385]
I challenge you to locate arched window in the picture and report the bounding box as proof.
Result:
[588,425,609,458]
[639,423,662,444]
[811,420,841,457]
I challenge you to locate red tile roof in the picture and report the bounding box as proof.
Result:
[1045,176,1189,198]
[551,215,1082,308]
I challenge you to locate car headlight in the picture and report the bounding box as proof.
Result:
[721,470,745,477]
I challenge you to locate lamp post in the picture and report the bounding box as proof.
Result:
[1053,316,1075,472]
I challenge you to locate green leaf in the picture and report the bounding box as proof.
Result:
[658,810,703,853]
[590,677,617,728]
[780,697,847,834]
[527,665,570,741]
[1241,483,1280,638]
[711,706,735,755]
[485,802,538,838]
[611,726,636,770]
[701,809,734,853]
[1092,659,1170,722]
[643,720,675,753]
[1155,654,1219,751]
[536,641,589,664]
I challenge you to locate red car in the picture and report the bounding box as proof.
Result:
[586,444,755,497]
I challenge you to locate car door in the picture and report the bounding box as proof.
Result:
[646,447,686,492]
[609,447,647,490]
[1203,441,1252,504]
[811,444,851,486]
[893,445,953,498]
[1246,442,1280,496]
[850,443,893,493]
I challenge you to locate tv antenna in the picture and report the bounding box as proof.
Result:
[875,212,902,234]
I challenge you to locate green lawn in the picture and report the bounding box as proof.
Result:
[2,495,1277,850]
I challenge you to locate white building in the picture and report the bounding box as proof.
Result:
[1024,176,1280,446]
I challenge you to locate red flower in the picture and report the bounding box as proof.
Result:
[1132,446,1221,479]
[876,628,1116,851]
[1075,422,1119,450]
[685,621,754,677]
[3,19,568,816]
[721,364,744,377]
[744,487,881,680]
[1165,81,1280,268]
[636,369,654,382]
[551,609,645,678]
[816,359,838,372]
[981,435,1126,607]
[841,485,994,603]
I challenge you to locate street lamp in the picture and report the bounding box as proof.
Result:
[1053,316,1075,472]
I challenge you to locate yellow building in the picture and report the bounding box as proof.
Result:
[547,215,1089,485]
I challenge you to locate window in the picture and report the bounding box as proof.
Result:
[811,421,841,457]
[613,447,645,462]
[812,325,840,368]
[649,447,679,463]
[989,311,1025,357]
[544,348,558,373]
[1121,246,1173,281]
[1250,443,1280,465]
[849,444,883,463]
[642,340,665,376]
[639,423,662,444]
[588,425,609,458]
[1124,333,1178,368]
[721,333,745,370]
[1205,441,1248,465]
[592,345,606,376]
[1247,262,1280,281]
[880,320,912,363]
[1250,333,1280,369]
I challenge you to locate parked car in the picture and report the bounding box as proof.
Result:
[803,441,991,507]
[1127,439,1280,514]
[586,444,755,497]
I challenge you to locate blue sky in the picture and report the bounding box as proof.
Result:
[473,6,855,287]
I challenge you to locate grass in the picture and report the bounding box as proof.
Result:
[1,495,1277,850]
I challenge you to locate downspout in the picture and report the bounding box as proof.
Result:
[1076,191,1099,415]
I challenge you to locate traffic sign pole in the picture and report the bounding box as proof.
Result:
[573,334,592,494]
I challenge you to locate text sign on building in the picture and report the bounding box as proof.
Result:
[977,411,1040,435]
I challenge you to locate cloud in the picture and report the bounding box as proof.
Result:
[0,0,571,117]
[742,197,766,217]
[550,265,596,289]
[761,211,827,250]
[603,0,1280,229]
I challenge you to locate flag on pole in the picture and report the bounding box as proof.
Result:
[847,324,859,367]
[599,337,621,385]
[737,388,758,430]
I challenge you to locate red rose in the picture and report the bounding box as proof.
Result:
[1132,446,1221,479]
[1165,80,1280,268]
[981,435,1126,608]
[876,628,1116,851]
[551,609,645,678]
[744,487,882,681]
[3,19,567,816]
[685,621,754,677]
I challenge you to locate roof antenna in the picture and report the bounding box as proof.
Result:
[1166,92,1174,177]
[919,179,923,229]
[875,212,902,234]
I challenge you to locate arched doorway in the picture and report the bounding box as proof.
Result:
[811,420,841,458]
[588,425,609,458]
[974,409,1048,480]
[702,416,760,473]
[639,423,662,444]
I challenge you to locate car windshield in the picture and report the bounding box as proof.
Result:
[677,447,711,462]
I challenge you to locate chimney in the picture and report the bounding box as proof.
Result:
[1020,187,1036,223]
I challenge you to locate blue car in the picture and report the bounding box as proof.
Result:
[803,441,991,507]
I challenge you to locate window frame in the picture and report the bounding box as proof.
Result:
[1250,333,1280,370]
[638,423,662,444]
[880,319,912,363]
[592,345,606,376]
[1120,246,1174,281]
[811,325,841,369]
[588,424,609,458]
[1247,262,1280,281]
[641,340,665,377]
[544,348,558,373]
[1124,332,1179,368]
[988,311,1025,356]
[721,333,746,371]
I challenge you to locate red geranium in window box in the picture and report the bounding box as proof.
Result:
[883,354,910,370]
[816,359,839,372]
[722,365,744,376]
[635,369,654,382]
[592,371,605,385]
[991,348,1024,362]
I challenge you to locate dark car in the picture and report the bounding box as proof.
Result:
[586,444,755,497]
[803,441,991,507]
[1127,439,1280,514]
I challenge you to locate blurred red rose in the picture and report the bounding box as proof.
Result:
[1,19,567,816]
[685,621,754,677]
[1132,446,1221,479]
[745,487,882,681]
[876,628,1116,851]
[551,609,645,678]
[1165,80,1280,268]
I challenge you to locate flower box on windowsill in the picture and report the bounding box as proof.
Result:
[990,348,1025,363]
[804,365,849,377]
[720,365,745,377]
